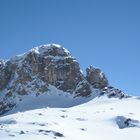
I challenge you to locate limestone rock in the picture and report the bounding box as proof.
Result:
[0,44,129,115]
[0,60,11,90]
[0,44,91,96]
[116,116,139,129]
[86,66,108,88]
[75,80,92,97]
[100,86,130,99]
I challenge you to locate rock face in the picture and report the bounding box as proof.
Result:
[100,86,130,99]
[0,43,127,115]
[0,44,93,114]
[0,60,11,90]
[5,44,90,95]
[116,116,139,129]
[86,66,108,88]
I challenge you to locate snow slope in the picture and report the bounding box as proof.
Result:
[0,96,140,140]
[3,85,99,116]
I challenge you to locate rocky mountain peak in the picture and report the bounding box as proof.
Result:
[29,44,71,57]
[0,44,92,95]
[0,43,128,115]
[9,44,71,64]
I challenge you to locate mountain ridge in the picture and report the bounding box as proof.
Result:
[0,44,129,115]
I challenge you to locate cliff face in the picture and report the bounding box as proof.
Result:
[86,66,108,88]
[0,44,93,96]
[0,44,127,115]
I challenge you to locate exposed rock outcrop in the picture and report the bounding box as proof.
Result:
[0,44,93,114]
[100,86,130,99]
[4,44,90,95]
[0,60,11,90]
[86,66,108,88]
[116,116,140,129]
[0,43,128,115]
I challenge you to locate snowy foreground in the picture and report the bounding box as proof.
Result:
[0,96,140,140]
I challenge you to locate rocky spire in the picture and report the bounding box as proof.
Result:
[86,66,108,88]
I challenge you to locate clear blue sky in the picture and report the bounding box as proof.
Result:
[0,0,140,96]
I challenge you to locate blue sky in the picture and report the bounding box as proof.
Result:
[0,0,140,96]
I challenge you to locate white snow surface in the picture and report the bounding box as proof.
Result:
[0,95,140,140]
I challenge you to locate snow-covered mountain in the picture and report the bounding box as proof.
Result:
[0,44,139,140]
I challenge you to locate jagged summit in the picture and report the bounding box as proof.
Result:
[0,43,128,115]
[31,44,71,56]
[86,65,109,88]
[27,44,71,58]
[10,44,72,63]
[0,44,88,93]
